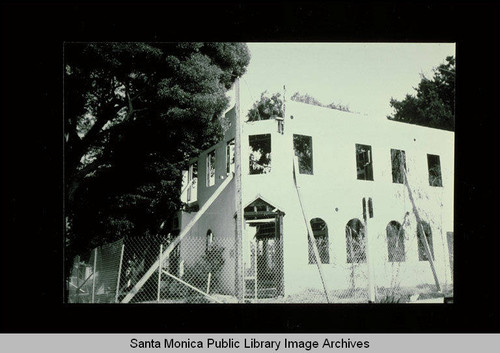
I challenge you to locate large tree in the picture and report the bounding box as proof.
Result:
[65,43,250,264]
[388,56,455,131]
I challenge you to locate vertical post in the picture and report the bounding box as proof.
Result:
[115,243,125,303]
[277,212,285,296]
[234,78,244,302]
[157,244,163,302]
[364,215,376,303]
[91,247,97,303]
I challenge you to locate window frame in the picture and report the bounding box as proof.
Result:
[293,134,314,175]
[308,218,329,264]
[249,134,272,175]
[391,149,407,184]
[206,149,216,187]
[386,221,406,262]
[226,139,235,176]
[427,154,443,187]
[355,144,374,181]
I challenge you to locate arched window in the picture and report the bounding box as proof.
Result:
[206,230,214,252]
[345,218,366,263]
[308,218,329,264]
[386,221,405,262]
[417,221,434,261]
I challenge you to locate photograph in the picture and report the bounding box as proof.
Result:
[65,42,455,305]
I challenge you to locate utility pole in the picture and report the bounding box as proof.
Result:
[234,78,245,302]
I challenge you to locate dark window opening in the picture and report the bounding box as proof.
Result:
[368,197,374,218]
[391,149,406,184]
[226,139,235,176]
[308,218,329,264]
[417,221,434,261]
[362,198,367,222]
[356,144,373,180]
[206,230,214,253]
[206,150,216,186]
[386,221,405,262]
[187,163,197,202]
[293,134,313,175]
[249,134,271,174]
[427,154,442,187]
[345,218,366,263]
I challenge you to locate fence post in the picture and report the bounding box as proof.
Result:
[92,247,97,303]
[364,217,376,303]
[115,243,125,303]
[157,244,163,302]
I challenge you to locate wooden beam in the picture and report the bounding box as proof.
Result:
[162,270,223,303]
[234,78,244,302]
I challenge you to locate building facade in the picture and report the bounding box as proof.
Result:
[175,99,454,301]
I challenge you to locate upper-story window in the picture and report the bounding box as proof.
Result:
[427,154,442,187]
[187,163,198,202]
[391,149,406,184]
[249,134,271,174]
[206,150,216,187]
[226,139,235,176]
[293,134,313,175]
[356,144,373,180]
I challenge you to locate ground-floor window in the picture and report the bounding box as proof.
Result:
[309,218,329,264]
[386,221,406,262]
[417,221,434,261]
[345,218,366,263]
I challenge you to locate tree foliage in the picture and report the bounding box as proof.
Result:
[388,56,455,131]
[65,42,250,263]
[291,92,351,112]
[247,91,283,121]
[246,91,351,122]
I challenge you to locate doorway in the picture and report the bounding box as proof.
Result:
[243,198,284,299]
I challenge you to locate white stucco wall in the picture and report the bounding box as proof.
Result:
[240,101,454,295]
[179,100,454,297]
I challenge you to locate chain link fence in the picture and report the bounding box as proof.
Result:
[67,217,451,304]
[67,232,231,303]
[67,238,124,303]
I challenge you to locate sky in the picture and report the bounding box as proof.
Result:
[234,43,455,120]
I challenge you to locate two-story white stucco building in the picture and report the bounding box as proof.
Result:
[172,96,454,302]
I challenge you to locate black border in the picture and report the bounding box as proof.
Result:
[2,2,499,333]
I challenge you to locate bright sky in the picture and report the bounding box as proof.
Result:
[235,43,455,120]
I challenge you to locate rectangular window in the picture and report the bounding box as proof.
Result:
[427,154,442,187]
[206,150,216,187]
[249,134,271,174]
[391,149,406,184]
[293,134,313,175]
[356,144,373,180]
[187,163,197,202]
[226,139,235,176]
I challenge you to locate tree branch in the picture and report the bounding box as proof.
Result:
[67,158,108,204]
